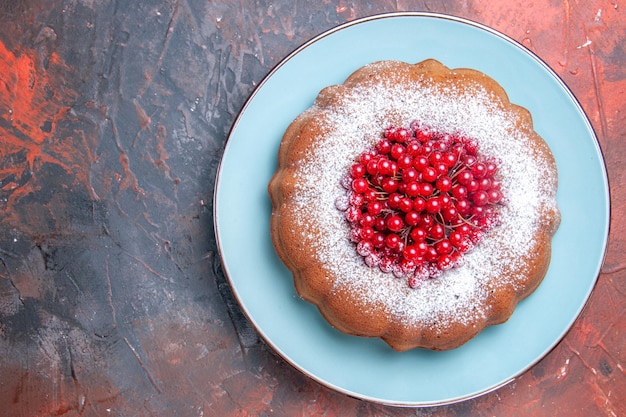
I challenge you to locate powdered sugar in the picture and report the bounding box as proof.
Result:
[288,72,557,331]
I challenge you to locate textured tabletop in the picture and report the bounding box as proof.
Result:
[0,1,624,416]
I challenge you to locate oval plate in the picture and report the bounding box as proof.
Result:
[214,12,610,406]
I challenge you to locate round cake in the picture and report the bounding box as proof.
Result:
[268,59,560,351]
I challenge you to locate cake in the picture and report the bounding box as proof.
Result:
[268,59,560,351]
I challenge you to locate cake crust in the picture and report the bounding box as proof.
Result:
[269,59,560,351]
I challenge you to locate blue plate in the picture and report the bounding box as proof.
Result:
[214,13,610,406]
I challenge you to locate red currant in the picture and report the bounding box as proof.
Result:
[488,189,503,204]
[412,197,426,212]
[367,201,383,215]
[406,140,421,156]
[398,197,413,213]
[405,181,421,197]
[457,170,473,186]
[436,176,453,192]
[422,166,438,182]
[472,190,489,206]
[344,121,505,286]
[442,206,458,222]
[437,254,454,270]
[419,183,434,197]
[382,177,399,194]
[413,155,429,171]
[402,168,419,183]
[471,162,486,178]
[429,223,445,240]
[390,143,406,160]
[376,139,392,154]
[435,239,453,255]
[397,154,413,169]
[352,178,368,194]
[387,193,402,209]
[360,226,375,241]
[452,185,468,200]
[410,227,427,242]
[405,211,421,226]
[351,163,365,178]
[385,233,401,249]
[403,245,420,262]
[378,158,393,176]
[386,215,404,232]
[360,213,375,227]
[426,197,442,214]
[366,159,379,175]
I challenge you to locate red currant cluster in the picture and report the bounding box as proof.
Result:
[344,121,505,288]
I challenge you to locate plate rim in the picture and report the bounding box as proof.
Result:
[213,11,611,407]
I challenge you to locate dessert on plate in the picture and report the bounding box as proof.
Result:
[268,59,560,351]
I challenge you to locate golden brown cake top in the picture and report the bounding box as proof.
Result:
[275,60,559,337]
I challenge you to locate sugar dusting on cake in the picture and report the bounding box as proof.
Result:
[289,71,557,331]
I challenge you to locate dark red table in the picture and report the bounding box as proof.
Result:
[1,1,624,416]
